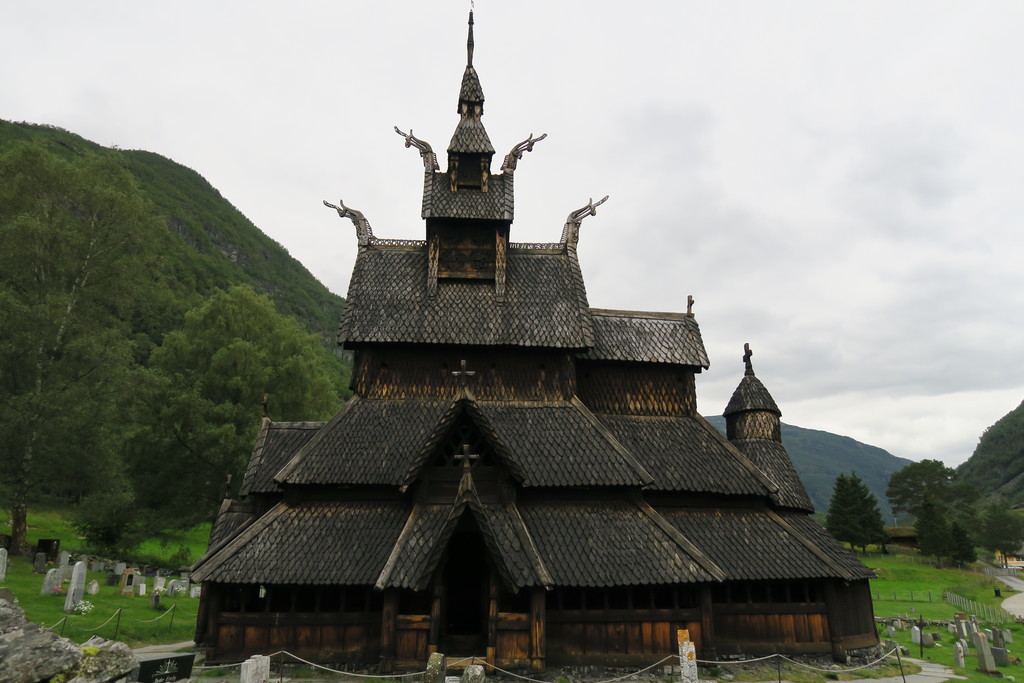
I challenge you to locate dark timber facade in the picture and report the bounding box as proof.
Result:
[192,13,877,670]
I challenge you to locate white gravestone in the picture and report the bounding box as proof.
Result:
[953,641,965,668]
[0,548,7,582]
[86,579,100,595]
[911,625,921,644]
[41,568,61,595]
[63,562,86,613]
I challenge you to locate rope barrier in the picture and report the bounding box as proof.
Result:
[66,608,121,633]
[48,616,67,631]
[778,647,897,673]
[133,607,175,623]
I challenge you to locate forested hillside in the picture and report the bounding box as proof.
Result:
[0,121,352,556]
[704,415,912,519]
[956,399,1024,505]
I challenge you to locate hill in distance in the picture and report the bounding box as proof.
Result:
[955,399,1024,506]
[0,119,344,344]
[704,415,912,521]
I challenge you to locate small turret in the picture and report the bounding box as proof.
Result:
[723,343,781,442]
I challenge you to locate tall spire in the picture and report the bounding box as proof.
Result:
[467,9,475,67]
[450,10,493,156]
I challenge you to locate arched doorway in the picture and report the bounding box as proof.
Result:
[442,518,490,654]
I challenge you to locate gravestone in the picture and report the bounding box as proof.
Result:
[87,580,100,596]
[984,628,994,641]
[119,569,136,596]
[58,551,71,581]
[40,568,61,595]
[425,652,447,683]
[0,547,7,582]
[105,573,119,587]
[149,591,161,610]
[136,653,196,682]
[993,647,1010,667]
[114,562,126,575]
[953,641,965,667]
[1003,628,1013,644]
[190,585,202,598]
[154,576,166,592]
[911,625,921,644]
[886,623,895,637]
[32,552,47,574]
[920,632,934,647]
[947,623,956,634]
[35,539,59,562]
[137,580,146,597]
[63,562,86,613]
[165,580,183,597]
[180,571,190,583]
[90,559,105,572]
[240,654,271,683]
[973,631,998,673]
[932,632,942,643]
[992,628,1005,648]
[959,638,970,654]
[461,664,485,683]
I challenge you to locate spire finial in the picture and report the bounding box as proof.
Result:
[743,343,754,376]
[467,10,475,67]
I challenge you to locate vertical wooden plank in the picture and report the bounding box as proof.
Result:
[585,623,604,655]
[487,577,499,665]
[822,581,842,660]
[530,587,546,670]
[700,585,716,660]
[381,590,398,672]
[608,621,627,653]
[195,583,212,647]
[429,581,443,655]
[626,622,643,654]
[653,622,671,653]
[641,621,655,653]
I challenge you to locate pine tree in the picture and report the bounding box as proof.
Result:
[915,493,952,564]
[826,472,886,551]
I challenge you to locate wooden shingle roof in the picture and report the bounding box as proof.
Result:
[596,414,776,496]
[658,507,875,582]
[580,310,709,368]
[191,500,410,585]
[338,244,595,348]
[517,498,723,587]
[731,439,814,512]
[239,419,324,496]
[423,173,511,220]
[724,373,781,416]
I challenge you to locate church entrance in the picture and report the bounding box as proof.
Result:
[442,523,490,654]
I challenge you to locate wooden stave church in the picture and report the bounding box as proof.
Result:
[191,13,878,670]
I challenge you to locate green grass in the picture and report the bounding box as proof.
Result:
[1,554,198,646]
[0,502,211,567]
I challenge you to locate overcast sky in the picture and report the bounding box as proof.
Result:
[4,2,1022,468]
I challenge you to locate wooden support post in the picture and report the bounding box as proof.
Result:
[381,590,398,672]
[822,581,845,661]
[530,587,546,671]
[699,585,716,661]
[429,581,443,655]
[486,576,498,666]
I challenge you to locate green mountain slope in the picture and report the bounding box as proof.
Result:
[0,120,344,342]
[955,399,1024,505]
[704,415,912,520]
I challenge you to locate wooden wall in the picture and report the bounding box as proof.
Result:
[352,347,575,401]
[210,612,382,663]
[546,609,702,666]
[577,362,696,416]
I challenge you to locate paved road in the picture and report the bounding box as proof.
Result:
[994,574,1024,618]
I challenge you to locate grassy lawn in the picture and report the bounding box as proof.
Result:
[1,554,198,646]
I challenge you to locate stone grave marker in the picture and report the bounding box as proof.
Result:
[165,579,183,596]
[1003,628,1013,644]
[984,628,994,641]
[953,641,965,667]
[190,585,202,598]
[114,562,126,575]
[425,652,447,683]
[240,654,271,683]
[86,580,100,596]
[154,576,166,592]
[886,623,895,637]
[947,623,956,634]
[461,664,485,683]
[149,590,161,610]
[0,547,7,582]
[920,632,934,647]
[40,568,61,595]
[90,559,105,572]
[32,552,47,574]
[180,571,190,583]
[58,551,72,581]
[992,628,1005,648]
[119,568,136,596]
[911,625,921,644]
[105,573,119,587]
[959,638,970,654]
[63,562,86,613]
[993,646,1010,667]
[974,631,998,673]
[137,580,146,597]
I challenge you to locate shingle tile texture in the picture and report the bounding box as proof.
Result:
[724,374,781,416]
[732,439,814,512]
[596,414,771,495]
[426,173,507,220]
[339,245,594,348]
[240,421,324,495]
[517,499,718,586]
[658,507,872,581]
[580,311,709,367]
[192,500,410,585]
